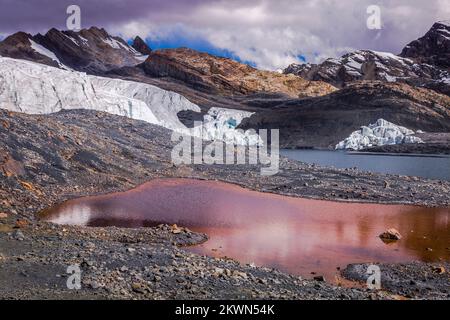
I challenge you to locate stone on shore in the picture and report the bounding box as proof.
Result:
[379,228,402,241]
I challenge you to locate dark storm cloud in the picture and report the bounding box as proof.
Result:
[0,0,208,33]
[0,0,448,69]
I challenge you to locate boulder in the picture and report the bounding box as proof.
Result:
[379,228,402,241]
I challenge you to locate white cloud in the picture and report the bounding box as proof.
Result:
[5,0,445,71]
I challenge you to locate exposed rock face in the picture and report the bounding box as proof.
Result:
[34,27,148,73]
[0,27,148,73]
[400,21,450,70]
[0,32,62,68]
[142,47,336,98]
[335,119,423,150]
[131,36,152,55]
[283,50,450,95]
[239,81,450,148]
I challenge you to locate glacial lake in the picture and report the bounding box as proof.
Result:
[281,149,450,181]
[40,178,450,281]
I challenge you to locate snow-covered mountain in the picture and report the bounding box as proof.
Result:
[283,22,450,95]
[0,56,256,144]
[0,27,150,73]
[283,50,449,94]
[284,50,444,83]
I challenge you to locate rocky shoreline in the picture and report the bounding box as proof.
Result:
[362,132,450,155]
[1,109,449,300]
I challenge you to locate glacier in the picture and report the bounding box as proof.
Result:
[335,119,423,150]
[200,107,261,145]
[0,56,257,145]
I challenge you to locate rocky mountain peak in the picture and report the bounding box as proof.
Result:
[0,31,63,68]
[400,21,450,70]
[0,27,149,74]
[132,36,152,55]
[1,31,33,45]
[283,49,447,86]
[283,21,450,97]
[85,26,110,37]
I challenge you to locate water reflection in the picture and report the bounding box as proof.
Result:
[40,178,450,279]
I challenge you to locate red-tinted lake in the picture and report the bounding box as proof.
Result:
[40,178,450,281]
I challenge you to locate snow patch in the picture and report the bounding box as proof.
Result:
[63,34,80,46]
[78,35,89,46]
[346,59,362,70]
[436,20,450,27]
[436,28,450,35]
[102,37,121,49]
[29,40,67,68]
[135,54,149,62]
[102,37,135,52]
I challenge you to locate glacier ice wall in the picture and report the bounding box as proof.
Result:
[199,107,261,145]
[335,119,423,150]
[0,56,198,130]
[0,56,258,144]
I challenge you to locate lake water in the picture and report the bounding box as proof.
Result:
[40,178,450,281]
[281,149,450,180]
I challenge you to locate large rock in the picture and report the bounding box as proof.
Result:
[379,228,402,241]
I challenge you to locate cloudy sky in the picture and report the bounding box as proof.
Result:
[0,0,448,70]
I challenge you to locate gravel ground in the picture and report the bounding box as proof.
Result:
[0,109,449,300]
[0,220,377,300]
[342,262,450,300]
